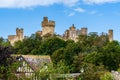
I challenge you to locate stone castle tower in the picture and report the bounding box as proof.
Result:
[81,28,88,36]
[8,28,24,45]
[16,28,24,40]
[41,17,55,36]
[108,29,113,42]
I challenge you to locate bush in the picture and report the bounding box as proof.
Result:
[100,72,114,80]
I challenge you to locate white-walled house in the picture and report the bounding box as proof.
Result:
[13,55,51,79]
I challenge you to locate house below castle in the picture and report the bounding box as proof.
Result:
[12,55,51,79]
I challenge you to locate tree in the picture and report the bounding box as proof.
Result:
[0,37,11,47]
[39,37,66,55]
[63,42,81,66]
[0,37,4,44]
[77,33,108,53]
[14,34,42,55]
[0,45,16,79]
[81,63,106,80]
[102,41,120,70]
[84,41,120,71]
[100,72,114,80]
[71,53,85,73]
[51,48,65,64]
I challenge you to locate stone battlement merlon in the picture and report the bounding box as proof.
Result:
[81,27,87,29]
[42,20,55,27]
[48,20,55,27]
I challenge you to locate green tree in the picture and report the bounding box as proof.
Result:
[71,53,85,73]
[81,63,106,80]
[84,41,120,71]
[14,34,42,55]
[51,48,65,64]
[102,41,120,70]
[0,45,17,80]
[64,42,81,66]
[39,37,66,55]
[100,72,114,80]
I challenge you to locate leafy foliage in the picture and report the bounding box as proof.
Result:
[0,45,16,79]
[14,34,42,55]
[39,37,66,55]
[81,63,106,80]
[100,72,114,80]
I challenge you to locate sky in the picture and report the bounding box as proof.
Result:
[0,0,120,41]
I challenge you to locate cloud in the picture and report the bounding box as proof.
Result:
[89,11,97,15]
[83,0,120,4]
[0,0,79,8]
[74,7,85,13]
[68,12,75,16]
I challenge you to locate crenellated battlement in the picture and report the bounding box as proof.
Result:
[8,28,24,46]
[41,17,55,36]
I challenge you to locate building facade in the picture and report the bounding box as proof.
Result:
[63,24,88,41]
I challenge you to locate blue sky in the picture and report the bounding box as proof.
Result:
[0,0,120,41]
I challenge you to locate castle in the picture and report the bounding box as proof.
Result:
[63,24,113,42]
[63,24,87,41]
[8,17,113,45]
[8,17,55,45]
[8,28,24,45]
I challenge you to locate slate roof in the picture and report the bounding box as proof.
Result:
[13,55,51,71]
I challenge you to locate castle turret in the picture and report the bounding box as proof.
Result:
[41,17,55,36]
[81,27,88,35]
[20,28,24,40]
[69,24,77,41]
[108,29,113,42]
[16,28,20,38]
[70,24,76,31]
[16,28,24,40]
[8,28,24,46]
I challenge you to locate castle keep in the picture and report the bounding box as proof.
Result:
[41,17,55,36]
[8,28,24,45]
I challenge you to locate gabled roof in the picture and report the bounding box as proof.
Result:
[13,55,51,71]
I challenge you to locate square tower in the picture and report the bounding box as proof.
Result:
[41,17,55,36]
